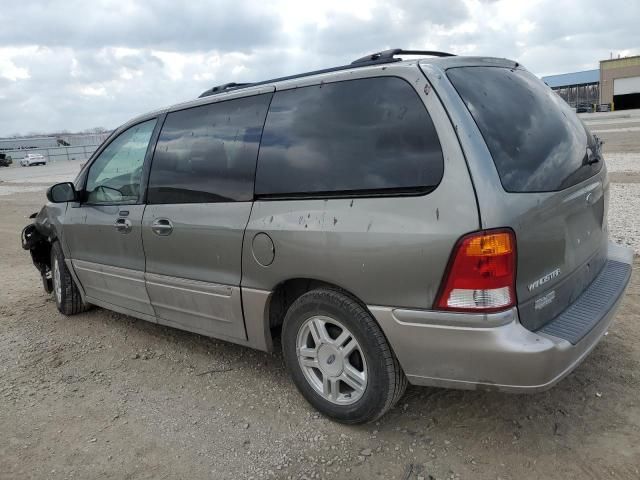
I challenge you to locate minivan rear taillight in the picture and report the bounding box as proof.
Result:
[435,229,516,312]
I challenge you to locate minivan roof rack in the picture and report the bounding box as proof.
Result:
[198,82,253,98]
[197,48,456,98]
[351,49,456,65]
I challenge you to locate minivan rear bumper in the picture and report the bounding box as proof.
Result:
[369,242,633,393]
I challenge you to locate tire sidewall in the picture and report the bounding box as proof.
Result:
[282,290,394,423]
[51,242,73,314]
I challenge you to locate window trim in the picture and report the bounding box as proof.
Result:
[141,113,167,205]
[254,75,445,201]
[79,116,163,207]
[255,186,438,201]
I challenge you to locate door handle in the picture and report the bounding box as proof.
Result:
[151,218,173,236]
[114,217,132,234]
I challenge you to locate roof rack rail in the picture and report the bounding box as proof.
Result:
[351,49,455,65]
[198,82,253,98]
[196,49,456,99]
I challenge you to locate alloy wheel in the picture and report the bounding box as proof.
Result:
[296,315,367,405]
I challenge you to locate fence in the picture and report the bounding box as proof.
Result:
[3,144,102,163]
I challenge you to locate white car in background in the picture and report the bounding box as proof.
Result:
[20,153,48,167]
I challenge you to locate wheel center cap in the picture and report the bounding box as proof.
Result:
[317,344,343,377]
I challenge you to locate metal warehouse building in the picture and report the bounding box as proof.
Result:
[542,69,600,108]
[543,54,640,111]
[0,132,111,164]
[0,133,110,151]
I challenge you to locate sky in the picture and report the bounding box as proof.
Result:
[1,0,639,137]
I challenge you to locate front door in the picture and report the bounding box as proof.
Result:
[141,92,273,341]
[64,118,158,316]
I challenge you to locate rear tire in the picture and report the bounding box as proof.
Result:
[50,241,89,315]
[282,288,407,424]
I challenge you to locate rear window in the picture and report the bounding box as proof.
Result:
[255,76,444,197]
[447,66,602,193]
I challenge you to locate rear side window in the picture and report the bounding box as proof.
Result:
[255,77,444,197]
[447,66,602,193]
[148,93,272,204]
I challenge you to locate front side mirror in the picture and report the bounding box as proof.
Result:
[46,182,78,203]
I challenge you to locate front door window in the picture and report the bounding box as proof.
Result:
[85,119,157,204]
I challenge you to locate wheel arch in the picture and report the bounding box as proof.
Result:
[244,277,399,357]
[267,278,370,330]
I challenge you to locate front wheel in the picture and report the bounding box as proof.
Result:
[50,241,90,315]
[282,289,407,424]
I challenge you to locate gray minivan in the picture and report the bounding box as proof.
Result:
[23,50,633,423]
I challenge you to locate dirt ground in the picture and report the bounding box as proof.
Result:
[2,113,640,479]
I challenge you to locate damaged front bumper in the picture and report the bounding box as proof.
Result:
[21,220,53,293]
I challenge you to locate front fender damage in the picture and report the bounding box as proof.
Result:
[21,208,54,293]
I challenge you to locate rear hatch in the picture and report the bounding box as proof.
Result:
[447,65,608,330]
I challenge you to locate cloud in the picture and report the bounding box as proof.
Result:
[0,0,280,52]
[301,0,469,56]
[0,0,638,136]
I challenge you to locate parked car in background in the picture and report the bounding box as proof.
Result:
[0,153,12,167]
[576,102,593,113]
[20,153,47,167]
[21,49,633,424]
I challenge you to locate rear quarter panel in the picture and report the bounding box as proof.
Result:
[421,62,610,329]
[241,64,479,309]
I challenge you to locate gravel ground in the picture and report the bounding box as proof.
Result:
[605,152,640,173]
[609,183,640,254]
[604,151,640,254]
[0,185,50,196]
[1,115,640,479]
